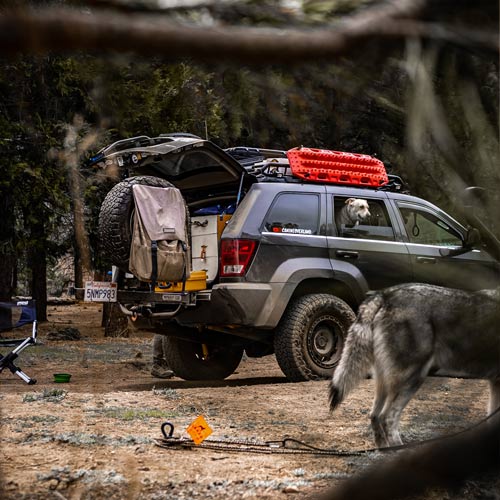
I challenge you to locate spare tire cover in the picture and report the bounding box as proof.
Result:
[98,176,177,271]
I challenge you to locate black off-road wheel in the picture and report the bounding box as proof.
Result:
[98,176,175,270]
[274,294,356,382]
[163,336,244,381]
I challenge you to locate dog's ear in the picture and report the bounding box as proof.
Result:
[345,198,356,205]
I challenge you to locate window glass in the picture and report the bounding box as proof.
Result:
[264,193,319,235]
[398,206,462,246]
[334,197,395,241]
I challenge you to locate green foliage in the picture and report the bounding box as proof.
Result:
[0,58,73,299]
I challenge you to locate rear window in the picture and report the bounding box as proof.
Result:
[263,193,320,235]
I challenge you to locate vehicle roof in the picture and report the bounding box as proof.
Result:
[88,134,408,200]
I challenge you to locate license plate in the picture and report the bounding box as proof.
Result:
[162,294,182,302]
[84,281,117,302]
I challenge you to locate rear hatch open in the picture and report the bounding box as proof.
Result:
[83,135,257,316]
[89,134,254,208]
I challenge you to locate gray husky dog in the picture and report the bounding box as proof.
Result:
[330,283,500,448]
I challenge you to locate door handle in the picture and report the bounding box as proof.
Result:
[416,256,436,264]
[336,250,359,260]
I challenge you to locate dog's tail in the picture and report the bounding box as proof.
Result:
[329,293,382,411]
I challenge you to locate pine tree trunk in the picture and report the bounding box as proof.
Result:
[73,235,83,289]
[28,216,48,322]
[0,189,16,301]
[0,189,15,334]
[68,151,90,290]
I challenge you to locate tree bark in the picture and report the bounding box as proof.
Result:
[0,189,16,301]
[27,213,48,322]
[0,189,16,334]
[318,408,500,500]
[0,2,496,64]
[73,234,83,290]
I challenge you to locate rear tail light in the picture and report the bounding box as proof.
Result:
[220,239,258,277]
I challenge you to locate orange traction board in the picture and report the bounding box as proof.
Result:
[287,147,388,187]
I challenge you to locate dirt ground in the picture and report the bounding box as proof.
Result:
[0,302,497,499]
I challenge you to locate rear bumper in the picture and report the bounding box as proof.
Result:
[75,287,209,308]
[179,282,278,327]
[76,282,287,329]
[76,281,288,329]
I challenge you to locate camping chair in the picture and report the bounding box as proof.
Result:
[0,300,38,384]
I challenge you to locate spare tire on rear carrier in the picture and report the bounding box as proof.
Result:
[98,176,189,275]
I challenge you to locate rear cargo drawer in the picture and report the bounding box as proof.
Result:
[192,256,218,280]
[191,216,218,236]
[190,214,232,281]
[191,215,218,281]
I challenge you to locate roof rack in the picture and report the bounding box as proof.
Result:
[224,147,287,168]
[380,175,409,193]
[227,146,409,193]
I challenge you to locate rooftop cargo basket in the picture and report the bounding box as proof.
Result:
[287,147,388,187]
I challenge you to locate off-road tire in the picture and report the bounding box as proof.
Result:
[98,176,175,270]
[274,294,355,382]
[163,336,244,381]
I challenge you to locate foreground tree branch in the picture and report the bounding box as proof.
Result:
[0,1,497,63]
[316,408,500,500]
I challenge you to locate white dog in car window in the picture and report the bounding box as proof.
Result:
[336,198,371,229]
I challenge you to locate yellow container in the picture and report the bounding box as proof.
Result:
[155,270,208,293]
[217,214,232,239]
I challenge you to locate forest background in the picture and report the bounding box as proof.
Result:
[0,0,498,322]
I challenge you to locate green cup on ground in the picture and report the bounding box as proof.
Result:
[53,373,71,383]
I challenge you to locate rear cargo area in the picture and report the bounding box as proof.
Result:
[157,211,233,293]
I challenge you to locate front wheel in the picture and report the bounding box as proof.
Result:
[274,294,355,382]
[163,336,244,381]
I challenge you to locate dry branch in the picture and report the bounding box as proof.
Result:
[316,409,500,500]
[0,1,496,63]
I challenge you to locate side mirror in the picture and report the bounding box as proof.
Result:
[439,227,480,257]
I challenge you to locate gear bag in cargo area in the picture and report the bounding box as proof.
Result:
[129,184,191,284]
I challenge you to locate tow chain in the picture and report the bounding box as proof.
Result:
[155,409,500,457]
[154,421,400,456]
[155,435,382,456]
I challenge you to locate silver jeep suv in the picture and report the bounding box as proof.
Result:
[89,134,500,382]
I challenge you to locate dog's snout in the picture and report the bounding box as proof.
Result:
[360,206,370,219]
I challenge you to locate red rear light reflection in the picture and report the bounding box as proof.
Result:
[220,239,257,277]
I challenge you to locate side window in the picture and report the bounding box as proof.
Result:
[398,206,462,246]
[334,197,395,241]
[264,193,320,235]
